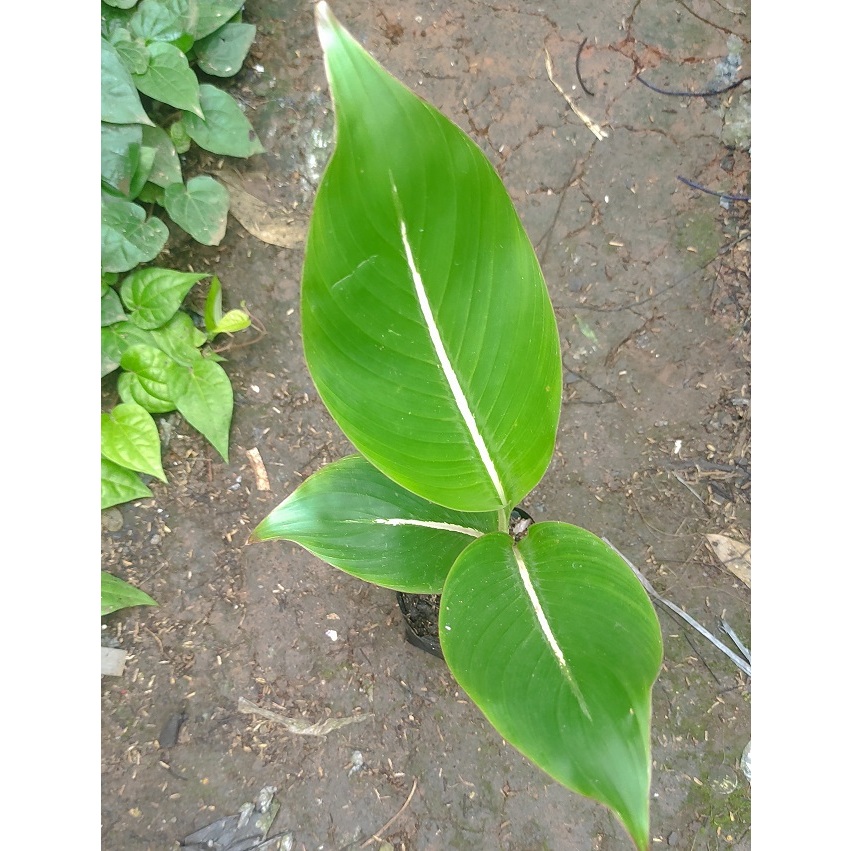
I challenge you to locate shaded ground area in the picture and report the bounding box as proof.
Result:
[102,1,751,848]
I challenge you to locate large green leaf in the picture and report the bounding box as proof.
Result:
[163,175,229,245]
[130,0,197,44]
[439,522,663,850]
[182,84,264,157]
[101,403,167,482]
[101,37,152,125]
[194,0,246,39]
[101,195,169,273]
[166,358,233,461]
[194,22,256,77]
[120,267,208,329]
[132,41,203,116]
[303,4,561,514]
[252,454,498,593]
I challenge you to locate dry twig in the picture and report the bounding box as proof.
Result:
[359,778,418,848]
[544,48,608,140]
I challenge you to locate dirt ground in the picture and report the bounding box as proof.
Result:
[101,1,751,848]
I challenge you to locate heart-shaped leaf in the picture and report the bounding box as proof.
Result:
[164,175,229,245]
[120,267,208,329]
[101,196,169,273]
[183,84,264,157]
[167,358,233,461]
[194,22,256,77]
[195,0,247,39]
[101,403,167,482]
[253,454,498,593]
[439,522,663,850]
[132,41,203,117]
[303,4,561,513]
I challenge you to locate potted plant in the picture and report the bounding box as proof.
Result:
[252,4,664,848]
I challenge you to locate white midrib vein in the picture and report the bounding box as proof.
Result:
[373,517,484,537]
[515,548,593,721]
[393,187,507,506]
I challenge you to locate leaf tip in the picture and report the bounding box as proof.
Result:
[315,1,338,49]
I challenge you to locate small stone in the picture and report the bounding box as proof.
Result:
[667,830,680,846]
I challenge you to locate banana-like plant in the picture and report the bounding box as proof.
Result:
[253,4,663,847]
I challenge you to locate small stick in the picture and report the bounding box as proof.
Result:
[636,72,750,98]
[246,447,271,491]
[677,176,750,203]
[545,47,608,140]
[602,538,751,677]
[359,778,418,848]
[575,37,595,97]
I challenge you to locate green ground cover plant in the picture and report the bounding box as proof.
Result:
[101,0,263,614]
[252,5,665,848]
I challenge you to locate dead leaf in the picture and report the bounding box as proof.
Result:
[706,534,751,588]
[217,169,307,248]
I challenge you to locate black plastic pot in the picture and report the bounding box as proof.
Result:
[396,506,534,660]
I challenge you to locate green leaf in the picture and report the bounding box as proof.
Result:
[102,457,153,509]
[130,0,196,44]
[102,321,155,377]
[118,344,178,413]
[252,454,498,592]
[101,123,143,195]
[183,84,264,157]
[194,22,256,76]
[103,0,138,10]
[163,175,229,245]
[202,275,250,336]
[109,28,150,75]
[167,358,233,460]
[128,145,157,199]
[439,522,663,850]
[194,0,246,39]
[148,311,207,365]
[120,267,209,329]
[101,38,153,125]
[101,572,158,616]
[302,5,561,513]
[132,41,203,116]
[102,286,128,326]
[102,403,167,482]
[101,195,169,273]
[141,125,183,187]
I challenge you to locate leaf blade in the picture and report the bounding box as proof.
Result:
[252,454,498,592]
[439,522,663,850]
[303,5,561,512]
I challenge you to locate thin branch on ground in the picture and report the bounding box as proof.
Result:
[575,37,595,96]
[602,538,751,677]
[544,47,608,140]
[677,176,750,202]
[359,778,418,848]
[636,72,750,98]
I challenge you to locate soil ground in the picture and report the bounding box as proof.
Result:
[101,1,751,848]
